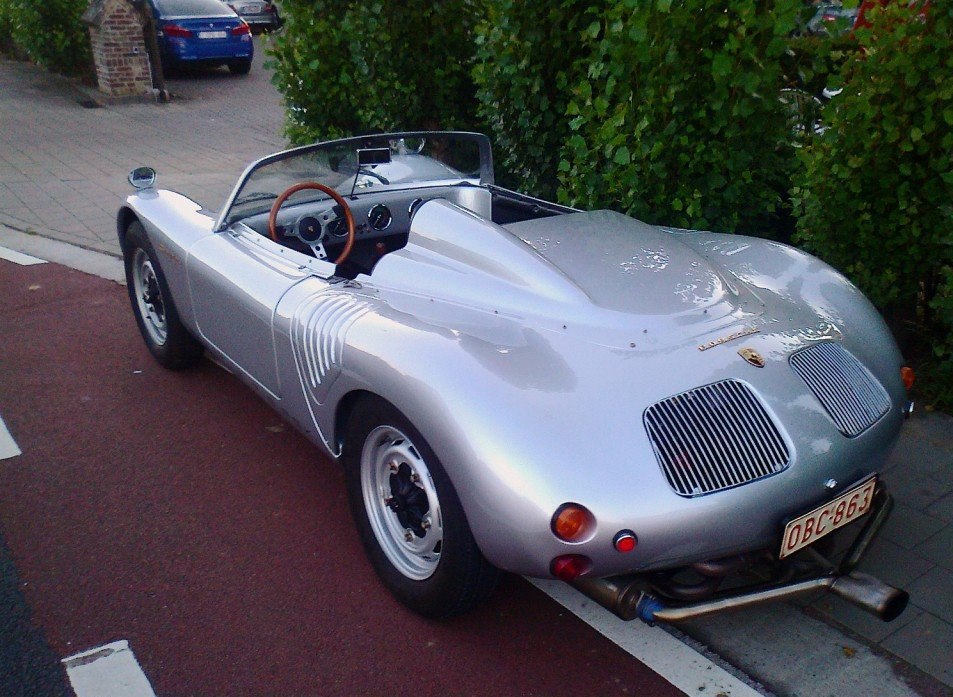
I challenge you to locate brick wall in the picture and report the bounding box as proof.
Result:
[88,0,152,98]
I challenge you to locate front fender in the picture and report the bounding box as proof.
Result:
[117,189,216,334]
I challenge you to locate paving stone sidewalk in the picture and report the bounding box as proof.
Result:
[0,50,951,693]
[0,42,284,256]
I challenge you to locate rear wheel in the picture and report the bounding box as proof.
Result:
[344,398,498,618]
[228,58,252,75]
[123,221,204,369]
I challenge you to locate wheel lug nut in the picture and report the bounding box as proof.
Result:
[421,518,431,530]
[404,530,414,542]
[388,461,399,473]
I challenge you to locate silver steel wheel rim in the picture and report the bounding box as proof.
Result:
[132,248,168,346]
[361,425,442,580]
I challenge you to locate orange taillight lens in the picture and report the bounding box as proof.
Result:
[551,503,595,542]
[901,366,915,390]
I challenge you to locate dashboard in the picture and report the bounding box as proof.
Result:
[239,184,492,270]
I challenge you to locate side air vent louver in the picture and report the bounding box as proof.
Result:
[789,342,890,437]
[644,380,790,497]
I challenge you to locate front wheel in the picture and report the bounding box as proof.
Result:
[344,398,498,618]
[123,221,204,369]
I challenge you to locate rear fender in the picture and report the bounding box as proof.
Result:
[678,232,905,398]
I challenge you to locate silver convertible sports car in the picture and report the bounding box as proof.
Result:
[119,132,914,623]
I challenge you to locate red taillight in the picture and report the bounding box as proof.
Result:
[613,530,638,553]
[550,555,592,581]
[901,366,915,390]
[163,23,193,38]
[551,503,595,542]
[232,22,251,35]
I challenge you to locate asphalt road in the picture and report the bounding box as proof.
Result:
[0,257,681,697]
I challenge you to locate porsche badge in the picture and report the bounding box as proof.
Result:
[738,347,765,368]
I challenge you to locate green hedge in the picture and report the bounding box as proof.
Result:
[554,0,801,234]
[473,0,602,198]
[0,0,92,77]
[931,269,953,409]
[793,1,952,408]
[268,0,480,144]
[0,2,13,54]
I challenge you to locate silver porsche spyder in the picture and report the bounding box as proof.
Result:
[118,131,913,623]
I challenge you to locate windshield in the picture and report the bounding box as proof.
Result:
[222,132,493,226]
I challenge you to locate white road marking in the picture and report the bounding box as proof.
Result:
[63,640,157,697]
[530,579,764,697]
[0,415,21,460]
[0,244,47,265]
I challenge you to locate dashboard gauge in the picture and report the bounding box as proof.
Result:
[368,204,393,231]
[326,217,349,238]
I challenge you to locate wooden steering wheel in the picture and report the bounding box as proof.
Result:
[267,181,356,265]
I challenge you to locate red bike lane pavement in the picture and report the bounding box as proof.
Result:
[0,258,681,696]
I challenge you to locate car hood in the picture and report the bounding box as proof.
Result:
[368,200,777,350]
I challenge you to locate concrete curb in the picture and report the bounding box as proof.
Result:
[0,225,124,284]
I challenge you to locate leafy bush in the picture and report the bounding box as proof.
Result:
[926,267,953,410]
[269,0,480,144]
[0,1,12,53]
[555,0,801,234]
[1,0,92,77]
[473,0,603,198]
[782,34,855,94]
[792,0,952,377]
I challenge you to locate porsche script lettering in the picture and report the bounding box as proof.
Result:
[697,326,759,351]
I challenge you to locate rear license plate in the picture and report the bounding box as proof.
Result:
[241,4,262,11]
[198,30,228,39]
[780,477,877,558]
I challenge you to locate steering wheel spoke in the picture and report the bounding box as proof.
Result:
[267,181,355,265]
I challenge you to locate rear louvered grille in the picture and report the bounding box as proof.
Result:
[789,342,890,437]
[644,380,790,497]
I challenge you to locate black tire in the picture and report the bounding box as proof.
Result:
[344,397,498,618]
[123,221,204,369]
[228,58,252,75]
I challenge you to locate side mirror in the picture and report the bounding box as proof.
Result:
[128,167,157,190]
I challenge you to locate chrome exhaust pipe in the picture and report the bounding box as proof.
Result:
[570,570,908,624]
[569,576,645,621]
[830,571,909,622]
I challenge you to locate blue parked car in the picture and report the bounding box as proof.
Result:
[150,0,253,74]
